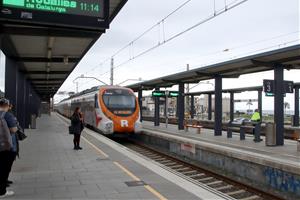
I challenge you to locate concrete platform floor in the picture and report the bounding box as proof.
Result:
[6,114,222,200]
[142,121,300,168]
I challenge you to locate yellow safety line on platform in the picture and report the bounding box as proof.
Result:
[82,136,109,158]
[144,185,168,200]
[114,161,168,200]
[113,162,140,181]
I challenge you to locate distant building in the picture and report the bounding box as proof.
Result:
[141,95,230,117]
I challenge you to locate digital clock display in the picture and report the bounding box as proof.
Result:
[3,0,104,18]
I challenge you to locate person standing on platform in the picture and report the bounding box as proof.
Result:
[71,107,84,150]
[6,104,20,188]
[0,98,17,198]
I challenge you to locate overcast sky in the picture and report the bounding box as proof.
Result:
[54,0,299,110]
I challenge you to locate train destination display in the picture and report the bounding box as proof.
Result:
[3,0,104,17]
[1,0,108,31]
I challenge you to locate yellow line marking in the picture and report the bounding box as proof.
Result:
[114,161,140,181]
[81,136,109,158]
[144,185,168,200]
[114,161,168,200]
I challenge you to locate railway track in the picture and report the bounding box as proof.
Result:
[116,139,281,200]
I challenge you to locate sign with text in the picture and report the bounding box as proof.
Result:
[180,143,195,154]
[1,0,108,31]
[152,90,166,97]
[263,79,294,96]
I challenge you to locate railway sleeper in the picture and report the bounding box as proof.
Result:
[239,195,261,200]
[176,167,191,172]
[189,173,206,178]
[196,176,214,182]
[182,170,198,174]
[205,180,223,186]
[214,184,233,191]
[225,189,246,196]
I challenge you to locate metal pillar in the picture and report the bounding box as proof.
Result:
[154,87,160,126]
[274,65,284,145]
[214,76,222,136]
[208,94,212,120]
[229,92,234,122]
[294,86,299,126]
[5,58,17,115]
[190,95,195,119]
[258,90,262,120]
[24,82,30,128]
[178,83,185,130]
[138,89,143,122]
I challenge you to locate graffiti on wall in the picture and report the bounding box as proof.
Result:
[264,167,300,194]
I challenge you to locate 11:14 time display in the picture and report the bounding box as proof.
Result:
[80,2,99,12]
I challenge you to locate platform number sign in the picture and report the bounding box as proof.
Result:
[263,79,294,96]
[263,80,274,94]
[284,81,294,93]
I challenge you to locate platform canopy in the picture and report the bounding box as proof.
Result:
[0,0,127,100]
[127,44,300,91]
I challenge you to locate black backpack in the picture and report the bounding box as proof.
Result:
[0,112,13,152]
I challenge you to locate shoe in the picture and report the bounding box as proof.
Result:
[0,190,14,198]
[77,146,82,150]
[73,146,78,150]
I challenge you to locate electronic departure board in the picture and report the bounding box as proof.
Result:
[0,0,109,31]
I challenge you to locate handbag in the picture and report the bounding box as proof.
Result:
[0,112,13,151]
[68,126,74,135]
[16,124,27,141]
[16,129,27,141]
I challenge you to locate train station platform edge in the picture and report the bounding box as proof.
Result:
[141,121,300,174]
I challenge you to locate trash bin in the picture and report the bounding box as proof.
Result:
[265,122,276,146]
[291,115,295,126]
[31,114,36,129]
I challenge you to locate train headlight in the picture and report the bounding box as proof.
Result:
[134,122,142,133]
[105,122,113,132]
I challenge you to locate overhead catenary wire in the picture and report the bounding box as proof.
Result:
[81,0,247,78]
[111,0,248,71]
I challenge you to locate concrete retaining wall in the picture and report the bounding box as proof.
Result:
[134,131,300,200]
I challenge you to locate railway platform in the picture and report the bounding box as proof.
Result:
[139,121,300,200]
[7,114,226,200]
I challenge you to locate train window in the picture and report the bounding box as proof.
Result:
[102,89,136,111]
[103,95,135,109]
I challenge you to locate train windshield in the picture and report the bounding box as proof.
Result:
[102,89,136,116]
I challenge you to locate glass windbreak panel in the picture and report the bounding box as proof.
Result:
[0,51,5,98]
[102,89,136,116]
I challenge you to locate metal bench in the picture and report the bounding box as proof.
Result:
[185,124,203,134]
[227,122,262,142]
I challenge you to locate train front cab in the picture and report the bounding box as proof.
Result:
[95,87,141,136]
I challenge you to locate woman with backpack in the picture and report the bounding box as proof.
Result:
[70,107,84,150]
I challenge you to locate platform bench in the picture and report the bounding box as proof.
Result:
[185,124,203,134]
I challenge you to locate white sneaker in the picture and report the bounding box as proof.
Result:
[0,191,14,198]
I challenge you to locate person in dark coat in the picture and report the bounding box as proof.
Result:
[71,107,84,150]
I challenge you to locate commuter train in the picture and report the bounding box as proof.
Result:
[56,86,141,135]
